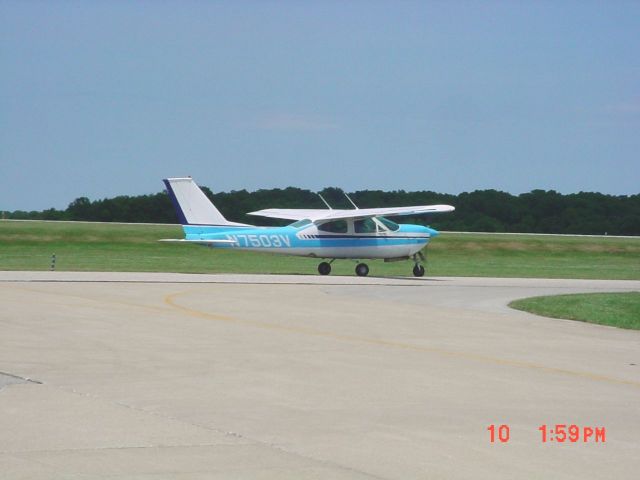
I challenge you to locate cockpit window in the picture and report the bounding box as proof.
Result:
[289,219,312,228]
[318,220,348,233]
[376,216,399,231]
[354,218,377,233]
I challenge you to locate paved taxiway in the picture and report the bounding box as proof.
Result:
[1,272,639,479]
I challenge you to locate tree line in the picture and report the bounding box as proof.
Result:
[5,186,640,236]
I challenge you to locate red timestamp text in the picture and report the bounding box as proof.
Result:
[487,424,606,443]
[487,424,511,443]
[538,424,606,443]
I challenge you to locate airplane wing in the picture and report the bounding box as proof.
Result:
[319,205,455,221]
[246,209,331,221]
[248,205,455,222]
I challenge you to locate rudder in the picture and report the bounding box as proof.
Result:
[163,177,249,226]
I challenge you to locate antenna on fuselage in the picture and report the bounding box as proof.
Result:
[318,193,333,210]
[344,192,359,210]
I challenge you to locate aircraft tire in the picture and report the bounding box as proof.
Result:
[318,262,331,275]
[413,264,425,277]
[355,263,369,277]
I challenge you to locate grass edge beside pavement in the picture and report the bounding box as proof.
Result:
[509,292,640,330]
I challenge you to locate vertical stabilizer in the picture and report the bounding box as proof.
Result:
[163,177,249,226]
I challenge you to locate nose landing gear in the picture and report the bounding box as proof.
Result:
[412,264,425,277]
[412,252,426,277]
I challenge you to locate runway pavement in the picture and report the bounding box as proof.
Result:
[1,271,639,479]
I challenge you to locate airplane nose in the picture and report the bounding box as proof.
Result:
[425,226,439,237]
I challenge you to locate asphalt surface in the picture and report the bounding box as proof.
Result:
[1,271,639,479]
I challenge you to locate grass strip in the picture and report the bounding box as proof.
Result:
[1,220,639,279]
[509,292,640,330]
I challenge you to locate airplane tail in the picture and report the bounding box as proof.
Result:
[163,177,250,227]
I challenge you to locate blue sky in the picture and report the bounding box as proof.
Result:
[1,1,639,211]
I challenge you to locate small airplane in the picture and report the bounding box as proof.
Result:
[162,177,454,277]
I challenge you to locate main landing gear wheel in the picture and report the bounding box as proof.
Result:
[318,261,331,275]
[413,264,425,277]
[355,263,369,277]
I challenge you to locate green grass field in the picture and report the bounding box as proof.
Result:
[509,292,640,330]
[1,220,639,279]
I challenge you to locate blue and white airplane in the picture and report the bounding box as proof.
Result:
[162,177,454,277]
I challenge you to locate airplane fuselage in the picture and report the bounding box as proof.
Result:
[183,222,436,259]
[162,176,454,276]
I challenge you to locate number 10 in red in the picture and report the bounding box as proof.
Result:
[487,424,510,443]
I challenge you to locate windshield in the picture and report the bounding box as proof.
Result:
[376,216,399,231]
